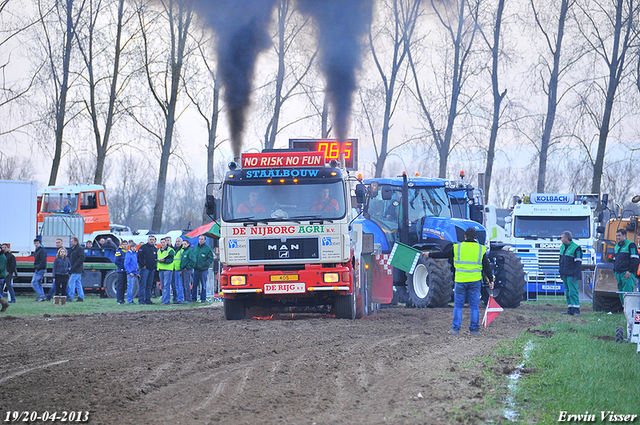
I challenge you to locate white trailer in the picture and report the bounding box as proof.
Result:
[0,180,38,254]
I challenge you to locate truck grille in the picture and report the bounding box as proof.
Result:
[249,238,319,261]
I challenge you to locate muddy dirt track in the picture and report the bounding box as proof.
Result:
[0,303,551,425]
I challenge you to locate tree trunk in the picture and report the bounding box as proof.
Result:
[591,0,630,194]
[536,0,569,193]
[48,0,75,186]
[483,0,506,201]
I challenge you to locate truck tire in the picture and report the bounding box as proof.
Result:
[406,256,453,308]
[104,271,118,299]
[592,292,623,313]
[224,297,246,320]
[483,250,525,308]
[335,293,356,319]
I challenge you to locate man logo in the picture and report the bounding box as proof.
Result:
[229,239,238,249]
[279,251,289,258]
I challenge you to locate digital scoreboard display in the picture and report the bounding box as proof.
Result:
[289,139,358,171]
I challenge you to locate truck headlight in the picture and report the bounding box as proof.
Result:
[230,276,246,286]
[323,273,339,283]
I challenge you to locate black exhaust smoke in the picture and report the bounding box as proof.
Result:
[192,0,372,155]
[297,0,373,142]
[193,0,278,159]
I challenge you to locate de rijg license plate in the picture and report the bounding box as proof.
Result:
[264,282,305,294]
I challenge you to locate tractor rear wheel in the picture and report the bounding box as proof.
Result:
[483,250,525,308]
[406,257,453,308]
[592,292,623,313]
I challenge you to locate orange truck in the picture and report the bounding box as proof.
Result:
[1,181,124,298]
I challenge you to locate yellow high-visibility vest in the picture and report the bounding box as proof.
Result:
[453,241,486,283]
[157,247,174,271]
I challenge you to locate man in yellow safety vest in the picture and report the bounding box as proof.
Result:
[424,227,494,335]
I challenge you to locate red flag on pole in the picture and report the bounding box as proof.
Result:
[482,294,504,327]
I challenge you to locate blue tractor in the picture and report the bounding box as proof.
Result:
[356,173,525,309]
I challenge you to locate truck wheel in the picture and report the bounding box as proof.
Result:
[335,293,356,319]
[483,250,525,308]
[356,257,369,318]
[592,292,623,312]
[104,271,118,299]
[224,297,246,320]
[406,257,453,308]
[615,326,624,343]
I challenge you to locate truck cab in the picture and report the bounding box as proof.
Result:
[506,193,599,298]
[216,150,365,320]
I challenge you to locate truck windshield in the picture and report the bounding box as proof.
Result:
[222,180,346,222]
[514,216,591,239]
[41,193,78,213]
[367,186,452,228]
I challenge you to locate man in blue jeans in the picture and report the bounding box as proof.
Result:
[31,239,48,302]
[424,227,494,335]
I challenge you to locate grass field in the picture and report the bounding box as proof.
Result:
[500,300,640,423]
[1,293,215,316]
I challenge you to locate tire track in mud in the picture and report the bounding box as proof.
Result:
[1,304,545,425]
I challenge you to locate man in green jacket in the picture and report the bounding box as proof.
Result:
[180,239,196,302]
[612,228,639,305]
[192,235,214,302]
[559,231,582,316]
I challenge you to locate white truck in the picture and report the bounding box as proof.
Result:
[505,193,599,297]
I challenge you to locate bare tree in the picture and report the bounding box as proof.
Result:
[368,0,421,177]
[184,40,223,184]
[478,0,507,200]
[408,0,481,178]
[107,153,153,229]
[530,0,577,192]
[37,0,86,185]
[75,0,137,185]
[576,0,638,194]
[0,154,35,180]
[137,0,194,231]
[0,3,43,136]
[263,0,316,150]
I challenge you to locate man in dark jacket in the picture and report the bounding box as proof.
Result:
[0,249,7,312]
[612,228,639,305]
[559,231,582,316]
[114,240,129,305]
[67,236,86,302]
[31,239,47,302]
[137,235,158,304]
[2,243,17,303]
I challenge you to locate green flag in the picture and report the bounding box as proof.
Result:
[389,242,422,274]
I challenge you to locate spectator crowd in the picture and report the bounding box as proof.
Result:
[0,234,215,310]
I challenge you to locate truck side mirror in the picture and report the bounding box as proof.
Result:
[205,195,216,217]
[355,184,366,205]
[381,185,393,201]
